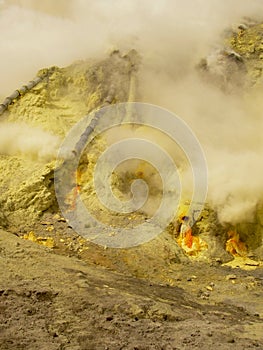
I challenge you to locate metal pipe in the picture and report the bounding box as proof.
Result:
[73,84,116,157]
[33,77,42,84]
[72,55,139,157]
[9,90,20,100]
[0,105,7,114]
[26,81,37,89]
[3,97,12,106]
[0,72,48,115]
[19,86,28,94]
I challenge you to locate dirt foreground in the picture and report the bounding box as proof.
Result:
[0,229,262,350]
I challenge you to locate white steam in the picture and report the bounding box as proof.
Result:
[0,122,60,162]
[0,0,263,224]
[0,0,262,95]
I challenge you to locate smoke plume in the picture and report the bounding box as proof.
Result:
[0,0,263,224]
[0,122,60,161]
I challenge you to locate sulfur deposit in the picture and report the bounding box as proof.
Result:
[0,24,262,274]
[0,50,138,229]
[197,20,263,261]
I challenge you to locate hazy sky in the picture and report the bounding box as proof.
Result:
[1,0,263,95]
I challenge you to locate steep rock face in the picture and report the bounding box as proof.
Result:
[0,157,56,229]
[229,22,263,87]
[198,20,263,90]
[4,50,138,136]
[0,50,138,229]
[196,21,263,261]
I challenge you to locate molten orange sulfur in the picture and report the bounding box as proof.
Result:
[226,230,247,257]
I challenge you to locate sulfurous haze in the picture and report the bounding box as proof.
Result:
[0,122,60,161]
[1,0,263,95]
[0,0,263,224]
